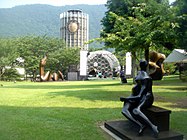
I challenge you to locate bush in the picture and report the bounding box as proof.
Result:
[163,63,176,74]
[180,70,187,82]
[1,68,22,81]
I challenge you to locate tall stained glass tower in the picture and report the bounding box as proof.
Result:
[60,10,89,50]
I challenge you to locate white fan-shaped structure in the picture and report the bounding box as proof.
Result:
[87,50,120,77]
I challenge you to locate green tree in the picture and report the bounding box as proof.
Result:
[46,47,80,75]
[173,0,187,49]
[16,35,80,81]
[16,36,65,80]
[99,0,178,81]
[1,68,21,81]
[0,36,80,81]
[0,38,19,80]
[101,0,177,61]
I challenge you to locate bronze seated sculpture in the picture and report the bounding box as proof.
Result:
[120,60,159,137]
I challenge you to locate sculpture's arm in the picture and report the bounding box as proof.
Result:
[120,84,147,102]
[120,93,141,102]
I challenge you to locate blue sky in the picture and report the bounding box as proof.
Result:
[0,0,176,8]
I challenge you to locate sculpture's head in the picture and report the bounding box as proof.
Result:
[139,60,148,71]
[135,60,150,81]
[40,56,47,66]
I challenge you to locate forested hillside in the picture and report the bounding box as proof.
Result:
[0,4,106,48]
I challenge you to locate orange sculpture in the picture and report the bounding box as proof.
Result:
[149,51,166,80]
[39,55,64,81]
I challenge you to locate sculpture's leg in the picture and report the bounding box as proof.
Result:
[58,70,64,81]
[52,73,58,81]
[133,99,159,137]
[122,102,145,134]
[41,71,51,81]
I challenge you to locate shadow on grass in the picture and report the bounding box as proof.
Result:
[47,89,127,102]
[0,105,186,140]
[47,89,187,109]
[0,105,122,140]
[160,87,187,91]
[153,90,187,109]
[3,82,123,90]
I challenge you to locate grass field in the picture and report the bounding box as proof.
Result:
[0,75,186,140]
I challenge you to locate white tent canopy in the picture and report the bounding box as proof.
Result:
[164,49,187,63]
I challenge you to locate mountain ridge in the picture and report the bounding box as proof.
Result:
[0,4,107,47]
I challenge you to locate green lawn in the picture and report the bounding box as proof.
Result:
[0,75,186,140]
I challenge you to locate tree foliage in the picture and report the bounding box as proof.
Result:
[172,0,187,49]
[0,38,19,80]
[101,0,178,61]
[1,68,21,81]
[0,36,80,81]
[46,47,80,74]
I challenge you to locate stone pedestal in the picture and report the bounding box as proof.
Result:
[142,105,171,131]
[104,106,183,140]
[105,120,183,140]
[67,72,78,81]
